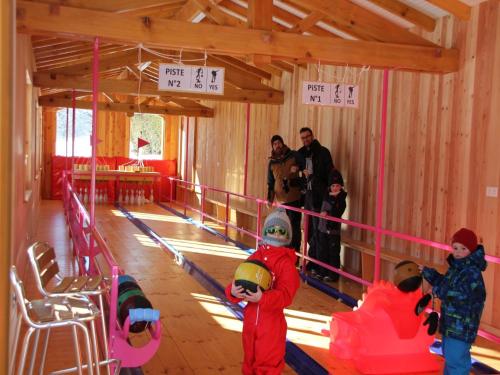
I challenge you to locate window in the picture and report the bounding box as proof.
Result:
[129,113,164,160]
[56,108,92,157]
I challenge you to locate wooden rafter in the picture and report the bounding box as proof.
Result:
[192,0,244,27]
[16,1,458,73]
[287,11,325,34]
[285,0,437,47]
[247,0,273,66]
[39,96,215,117]
[32,0,185,13]
[47,46,273,91]
[173,0,208,21]
[367,0,436,32]
[210,55,271,80]
[33,72,285,104]
[116,1,185,17]
[426,0,471,21]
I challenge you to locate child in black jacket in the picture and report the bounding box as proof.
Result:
[313,169,347,282]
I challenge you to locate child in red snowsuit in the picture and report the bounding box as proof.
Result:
[226,209,300,374]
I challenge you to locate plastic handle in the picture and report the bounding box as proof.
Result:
[129,308,160,324]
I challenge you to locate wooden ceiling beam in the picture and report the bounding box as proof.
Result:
[36,46,127,67]
[39,96,215,117]
[210,55,272,80]
[47,46,272,90]
[33,72,285,104]
[367,0,436,32]
[219,1,288,32]
[192,0,244,27]
[116,1,185,17]
[173,0,206,21]
[32,0,183,13]
[285,0,437,47]
[17,1,458,73]
[160,97,211,110]
[426,0,471,21]
[48,48,143,74]
[287,11,324,34]
[247,0,274,66]
[39,89,89,98]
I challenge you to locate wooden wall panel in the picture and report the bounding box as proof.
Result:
[186,0,500,332]
[12,34,40,277]
[42,108,57,198]
[0,1,12,373]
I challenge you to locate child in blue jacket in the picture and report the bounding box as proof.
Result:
[421,228,487,375]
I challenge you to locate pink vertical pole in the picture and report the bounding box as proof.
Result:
[71,89,76,174]
[225,193,229,237]
[65,107,69,171]
[302,214,309,272]
[256,202,262,249]
[201,186,205,223]
[374,69,390,282]
[243,103,250,195]
[169,177,174,207]
[184,117,189,216]
[89,37,99,274]
[184,117,190,182]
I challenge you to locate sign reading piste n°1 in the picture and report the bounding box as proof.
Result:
[158,64,225,95]
[302,81,359,108]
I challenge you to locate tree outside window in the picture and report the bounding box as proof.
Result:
[56,108,92,157]
[129,113,164,160]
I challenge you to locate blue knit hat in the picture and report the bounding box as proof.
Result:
[262,208,292,247]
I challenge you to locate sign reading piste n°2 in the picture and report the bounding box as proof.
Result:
[158,64,225,95]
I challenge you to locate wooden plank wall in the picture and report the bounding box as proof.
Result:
[42,109,180,198]
[0,0,12,373]
[189,1,500,334]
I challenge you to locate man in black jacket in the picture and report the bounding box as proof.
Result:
[297,127,334,273]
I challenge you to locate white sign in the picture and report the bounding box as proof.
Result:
[302,81,331,105]
[301,81,360,109]
[331,83,345,107]
[206,67,224,94]
[159,64,225,95]
[344,84,359,108]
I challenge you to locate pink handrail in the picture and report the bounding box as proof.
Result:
[168,176,500,265]
[63,173,165,364]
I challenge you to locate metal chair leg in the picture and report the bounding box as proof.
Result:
[72,325,83,375]
[18,327,35,375]
[9,315,22,375]
[98,293,110,375]
[39,328,51,375]
[28,329,41,375]
[77,322,94,375]
[89,320,101,375]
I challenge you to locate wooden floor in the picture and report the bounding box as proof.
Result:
[19,200,500,374]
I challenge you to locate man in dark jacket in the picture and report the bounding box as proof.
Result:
[267,135,305,255]
[297,127,334,271]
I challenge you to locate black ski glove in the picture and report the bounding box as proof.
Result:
[414,293,432,316]
[423,311,439,335]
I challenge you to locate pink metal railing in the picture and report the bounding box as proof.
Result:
[62,173,163,366]
[167,176,500,344]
